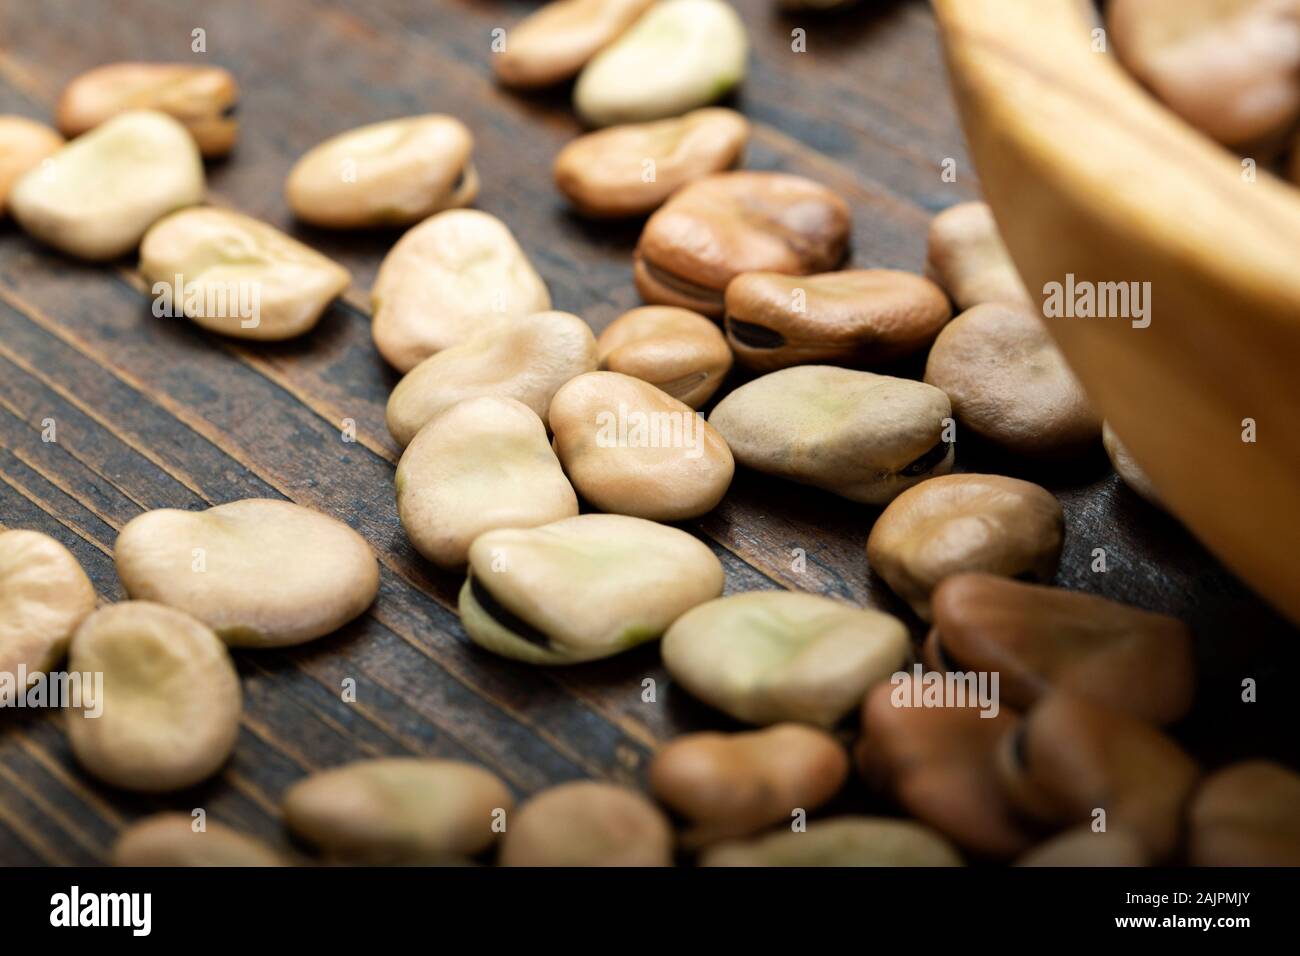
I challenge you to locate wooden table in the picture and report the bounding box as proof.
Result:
[1,0,1295,865]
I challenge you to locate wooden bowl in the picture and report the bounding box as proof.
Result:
[932,0,1300,627]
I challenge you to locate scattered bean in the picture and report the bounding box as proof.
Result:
[925,573,1194,724]
[66,601,241,792]
[56,62,239,157]
[725,269,952,371]
[924,302,1100,458]
[866,474,1064,621]
[1103,420,1163,506]
[554,108,749,217]
[499,781,673,866]
[8,110,204,261]
[1015,826,1149,867]
[1108,0,1300,147]
[0,116,62,214]
[549,371,734,520]
[282,758,513,864]
[575,0,748,126]
[396,397,579,568]
[371,209,551,371]
[925,201,1030,311]
[386,310,597,446]
[701,816,964,867]
[286,115,477,228]
[856,674,1034,859]
[459,514,724,665]
[139,207,351,341]
[495,0,656,89]
[649,723,849,846]
[996,692,1200,860]
[708,366,953,505]
[635,171,850,317]
[1188,760,1300,866]
[662,591,910,728]
[0,529,96,680]
[114,499,379,648]
[112,813,283,867]
[596,306,732,408]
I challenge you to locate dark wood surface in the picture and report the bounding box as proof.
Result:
[0,0,1295,865]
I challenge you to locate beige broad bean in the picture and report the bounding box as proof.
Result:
[1016,827,1150,867]
[702,817,964,867]
[8,110,204,260]
[56,62,238,157]
[549,371,734,520]
[649,724,849,846]
[554,108,749,217]
[596,306,732,408]
[661,591,911,728]
[286,115,477,228]
[386,310,597,446]
[139,207,351,341]
[725,269,952,371]
[708,366,953,505]
[924,302,1101,458]
[925,201,1030,311]
[283,758,513,864]
[0,116,62,214]
[495,0,656,89]
[459,514,724,665]
[1188,761,1300,866]
[499,781,673,866]
[0,529,96,682]
[396,398,579,568]
[112,813,284,866]
[575,0,748,127]
[114,499,379,648]
[371,209,551,371]
[66,602,241,792]
[866,474,1064,621]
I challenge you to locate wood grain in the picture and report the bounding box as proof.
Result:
[0,0,1295,864]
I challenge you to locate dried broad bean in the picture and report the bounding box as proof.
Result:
[282,758,513,864]
[708,366,954,505]
[0,116,62,214]
[1188,761,1300,866]
[499,781,673,866]
[66,602,241,792]
[996,692,1200,861]
[371,209,551,371]
[112,813,283,867]
[554,108,749,217]
[925,201,1030,311]
[649,723,849,846]
[924,302,1100,458]
[114,499,379,648]
[0,529,96,682]
[866,474,1064,621]
[635,171,850,317]
[459,514,724,665]
[596,306,733,408]
[574,0,748,126]
[725,269,952,371]
[139,207,351,341]
[386,310,597,446]
[549,371,734,520]
[495,0,656,88]
[924,573,1195,724]
[396,397,579,568]
[286,115,477,228]
[56,62,239,157]
[8,110,204,261]
[702,816,963,867]
[661,591,910,728]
